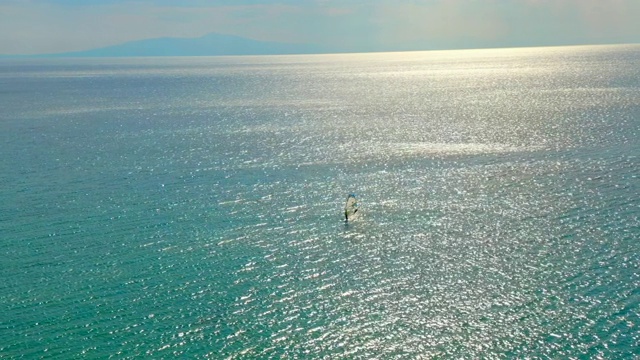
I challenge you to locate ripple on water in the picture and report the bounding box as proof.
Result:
[1,46,639,358]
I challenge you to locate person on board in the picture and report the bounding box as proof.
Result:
[345,207,357,221]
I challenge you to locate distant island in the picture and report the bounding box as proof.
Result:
[8,33,339,58]
[6,33,626,58]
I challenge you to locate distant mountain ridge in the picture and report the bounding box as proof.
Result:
[12,33,333,57]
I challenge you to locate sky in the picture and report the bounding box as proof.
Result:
[1,0,639,55]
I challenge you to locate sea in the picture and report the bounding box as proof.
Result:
[1,44,639,359]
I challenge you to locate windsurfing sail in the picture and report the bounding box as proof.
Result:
[344,194,358,221]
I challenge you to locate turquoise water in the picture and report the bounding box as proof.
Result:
[1,45,639,358]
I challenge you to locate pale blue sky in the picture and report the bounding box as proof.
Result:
[1,0,639,55]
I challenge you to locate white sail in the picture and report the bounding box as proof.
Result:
[344,194,358,221]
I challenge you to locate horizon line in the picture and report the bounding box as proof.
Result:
[1,41,638,59]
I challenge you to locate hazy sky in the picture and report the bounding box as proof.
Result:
[1,0,639,55]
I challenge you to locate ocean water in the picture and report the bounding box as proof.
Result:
[1,45,639,358]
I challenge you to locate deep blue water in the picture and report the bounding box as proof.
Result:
[1,45,639,358]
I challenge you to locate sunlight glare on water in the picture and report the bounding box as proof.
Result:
[0,45,639,358]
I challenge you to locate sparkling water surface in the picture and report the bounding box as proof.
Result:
[1,45,639,358]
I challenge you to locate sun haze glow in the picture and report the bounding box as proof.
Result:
[0,0,639,55]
